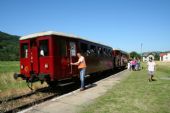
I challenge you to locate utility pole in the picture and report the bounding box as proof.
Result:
[141,43,143,61]
[140,43,143,69]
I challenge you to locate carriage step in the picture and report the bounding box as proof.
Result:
[58,82,75,87]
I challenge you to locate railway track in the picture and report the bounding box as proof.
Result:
[0,69,123,113]
[0,87,49,104]
[0,87,60,113]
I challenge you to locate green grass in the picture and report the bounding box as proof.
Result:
[0,72,27,91]
[80,62,170,113]
[0,61,48,93]
[0,61,20,73]
[0,61,27,92]
[156,61,170,74]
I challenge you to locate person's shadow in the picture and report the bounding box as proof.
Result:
[152,79,157,81]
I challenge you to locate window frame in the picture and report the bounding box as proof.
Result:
[39,39,49,57]
[21,43,29,58]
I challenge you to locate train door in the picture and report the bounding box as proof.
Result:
[68,41,77,76]
[30,39,39,74]
[38,39,50,74]
[20,40,30,76]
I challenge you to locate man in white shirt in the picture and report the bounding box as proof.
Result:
[147,58,156,82]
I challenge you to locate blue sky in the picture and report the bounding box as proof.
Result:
[0,0,170,52]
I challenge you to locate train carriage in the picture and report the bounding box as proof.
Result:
[14,31,114,87]
[112,49,129,69]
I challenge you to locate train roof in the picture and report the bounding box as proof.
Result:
[20,31,79,40]
[112,49,129,55]
[20,31,112,49]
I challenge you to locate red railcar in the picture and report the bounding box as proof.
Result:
[14,31,114,87]
[112,49,129,68]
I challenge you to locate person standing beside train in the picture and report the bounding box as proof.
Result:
[71,53,87,91]
[127,60,131,71]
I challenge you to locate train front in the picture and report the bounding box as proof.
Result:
[14,32,54,88]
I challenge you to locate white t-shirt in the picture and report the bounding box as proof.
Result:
[147,61,156,71]
[127,62,131,69]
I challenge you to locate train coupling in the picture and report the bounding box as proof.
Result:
[13,73,26,80]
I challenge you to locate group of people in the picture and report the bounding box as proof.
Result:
[127,58,141,71]
[127,57,156,82]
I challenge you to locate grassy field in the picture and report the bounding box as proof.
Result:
[156,61,170,73]
[0,61,27,92]
[0,61,48,96]
[0,61,20,73]
[80,62,170,113]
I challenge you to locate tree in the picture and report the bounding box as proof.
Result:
[130,51,141,59]
[0,31,19,61]
[154,53,160,61]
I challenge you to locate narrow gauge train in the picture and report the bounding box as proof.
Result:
[14,31,128,88]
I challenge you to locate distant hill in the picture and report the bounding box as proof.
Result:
[0,31,20,61]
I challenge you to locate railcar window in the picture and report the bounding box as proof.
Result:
[90,45,96,55]
[21,43,28,58]
[109,50,112,56]
[97,47,101,56]
[80,43,88,53]
[106,49,109,56]
[103,48,107,56]
[107,49,109,56]
[70,42,76,56]
[39,40,49,56]
[97,47,99,55]
[59,40,67,56]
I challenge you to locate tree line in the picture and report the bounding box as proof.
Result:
[0,31,19,61]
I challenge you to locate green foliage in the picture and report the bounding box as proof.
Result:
[130,51,141,59]
[0,31,20,61]
[154,53,160,61]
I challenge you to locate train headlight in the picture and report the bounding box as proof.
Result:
[21,65,24,69]
[45,64,49,69]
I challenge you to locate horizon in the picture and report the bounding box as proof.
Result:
[0,0,170,53]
